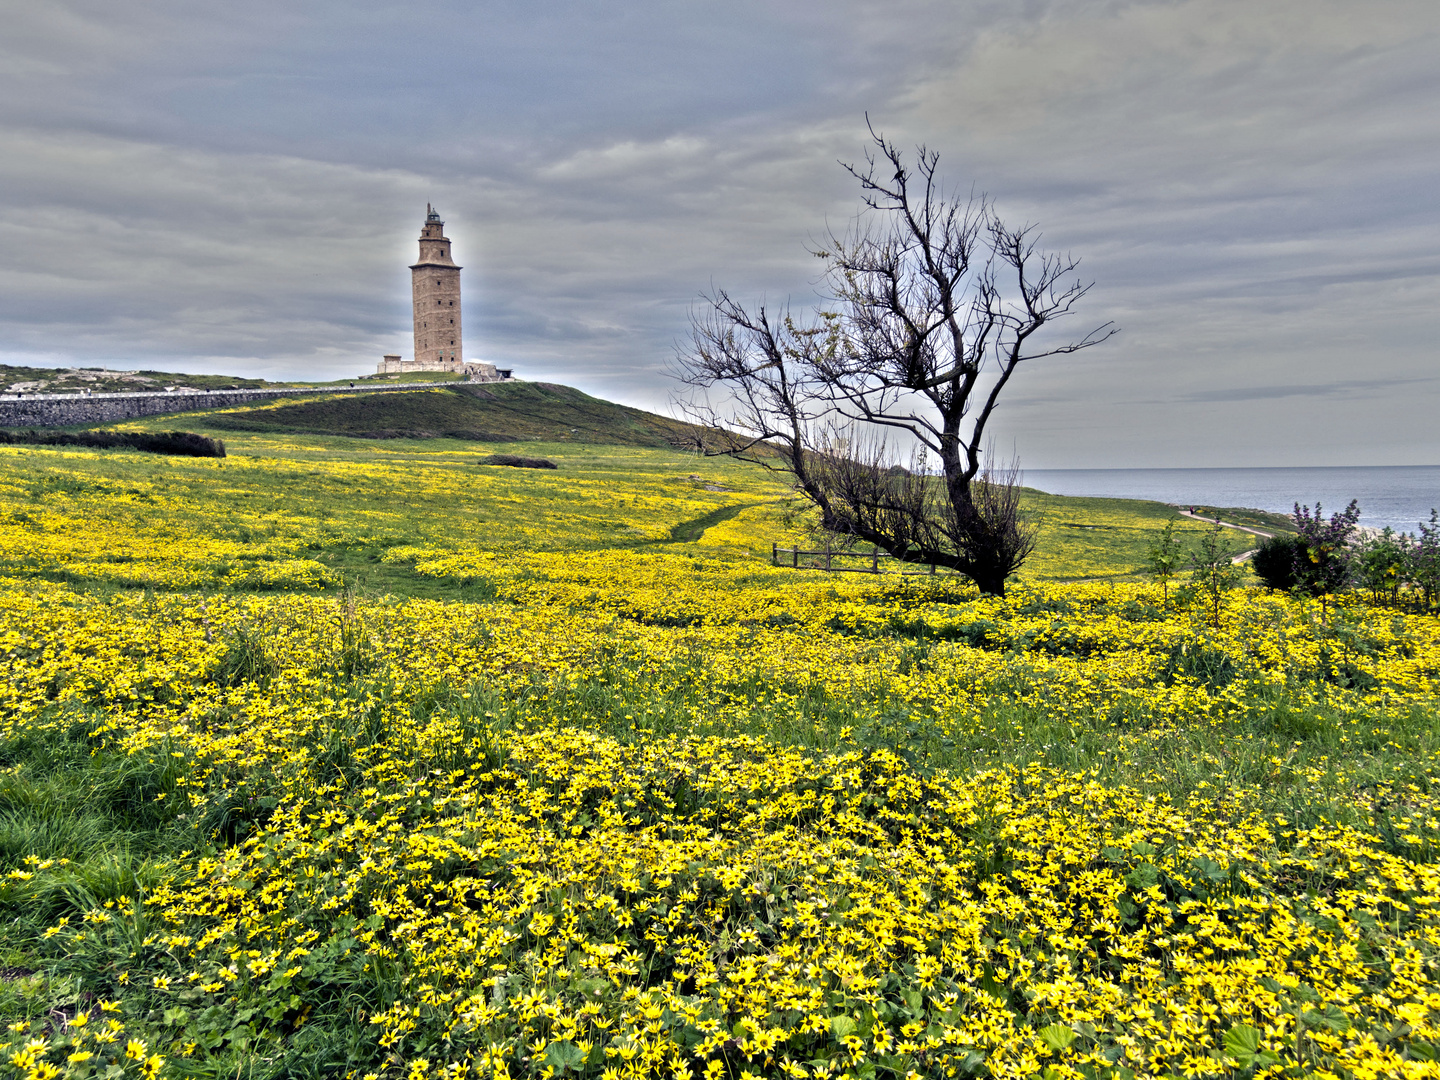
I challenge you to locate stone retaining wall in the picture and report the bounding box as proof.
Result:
[0,383,455,429]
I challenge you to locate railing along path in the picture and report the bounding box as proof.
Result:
[771,542,960,576]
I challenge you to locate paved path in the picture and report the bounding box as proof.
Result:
[1174,507,1277,563]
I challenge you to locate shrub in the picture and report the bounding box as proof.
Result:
[1292,499,1360,598]
[0,429,226,457]
[479,454,557,469]
[1411,509,1440,609]
[1252,534,1304,591]
[1356,528,1410,604]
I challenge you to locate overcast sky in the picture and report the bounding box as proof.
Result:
[1,0,1436,467]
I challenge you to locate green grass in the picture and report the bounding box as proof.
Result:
[198,382,713,447]
[10,372,1270,583]
[353,370,467,384]
[1019,488,1258,580]
[0,714,190,939]
[313,545,503,601]
[471,649,1440,835]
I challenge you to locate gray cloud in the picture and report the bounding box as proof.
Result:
[1169,377,1439,403]
[1,0,1437,466]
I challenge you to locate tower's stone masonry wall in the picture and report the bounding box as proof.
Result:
[0,383,455,429]
[411,267,462,365]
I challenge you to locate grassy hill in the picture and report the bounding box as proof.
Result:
[202,381,711,447]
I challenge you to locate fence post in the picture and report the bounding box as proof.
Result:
[825,540,832,571]
[792,546,798,569]
[772,542,777,566]
[930,560,936,575]
[872,547,879,574]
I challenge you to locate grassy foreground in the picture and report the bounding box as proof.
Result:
[0,435,1437,1080]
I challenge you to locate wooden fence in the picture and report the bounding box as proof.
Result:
[770,542,959,576]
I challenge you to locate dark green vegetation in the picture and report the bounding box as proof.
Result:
[478,454,557,468]
[204,382,711,447]
[668,502,764,542]
[0,713,369,1073]
[1253,534,1305,592]
[355,370,468,384]
[0,429,226,457]
[0,715,192,999]
[0,716,189,895]
[1248,502,1439,612]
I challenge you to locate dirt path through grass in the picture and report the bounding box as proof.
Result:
[664,501,768,542]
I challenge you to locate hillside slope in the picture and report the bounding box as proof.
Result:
[202,381,709,447]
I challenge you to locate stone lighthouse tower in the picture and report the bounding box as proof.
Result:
[411,204,462,367]
[376,207,509,379]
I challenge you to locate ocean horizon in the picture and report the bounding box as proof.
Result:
[1023,465,1440,534]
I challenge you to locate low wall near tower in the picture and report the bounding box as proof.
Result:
[0,383,455,429]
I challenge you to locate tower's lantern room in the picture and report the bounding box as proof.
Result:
[410,204,462,367]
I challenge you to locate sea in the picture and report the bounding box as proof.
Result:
[1022,466,1440,534]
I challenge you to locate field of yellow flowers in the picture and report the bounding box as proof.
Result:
[0,429,1258,591]
[1,435,1438,1080]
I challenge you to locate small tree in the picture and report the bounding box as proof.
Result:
[1409,509,1440,611]
[1292,500,1360,619]
[1145,519,1184,606]
[1355,527,1409,605]
[1186,522,1241,627]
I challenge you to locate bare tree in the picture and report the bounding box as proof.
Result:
[676,125,1115,596]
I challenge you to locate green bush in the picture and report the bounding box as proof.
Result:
[0,429,226,457]
[1252,534,1303,591]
